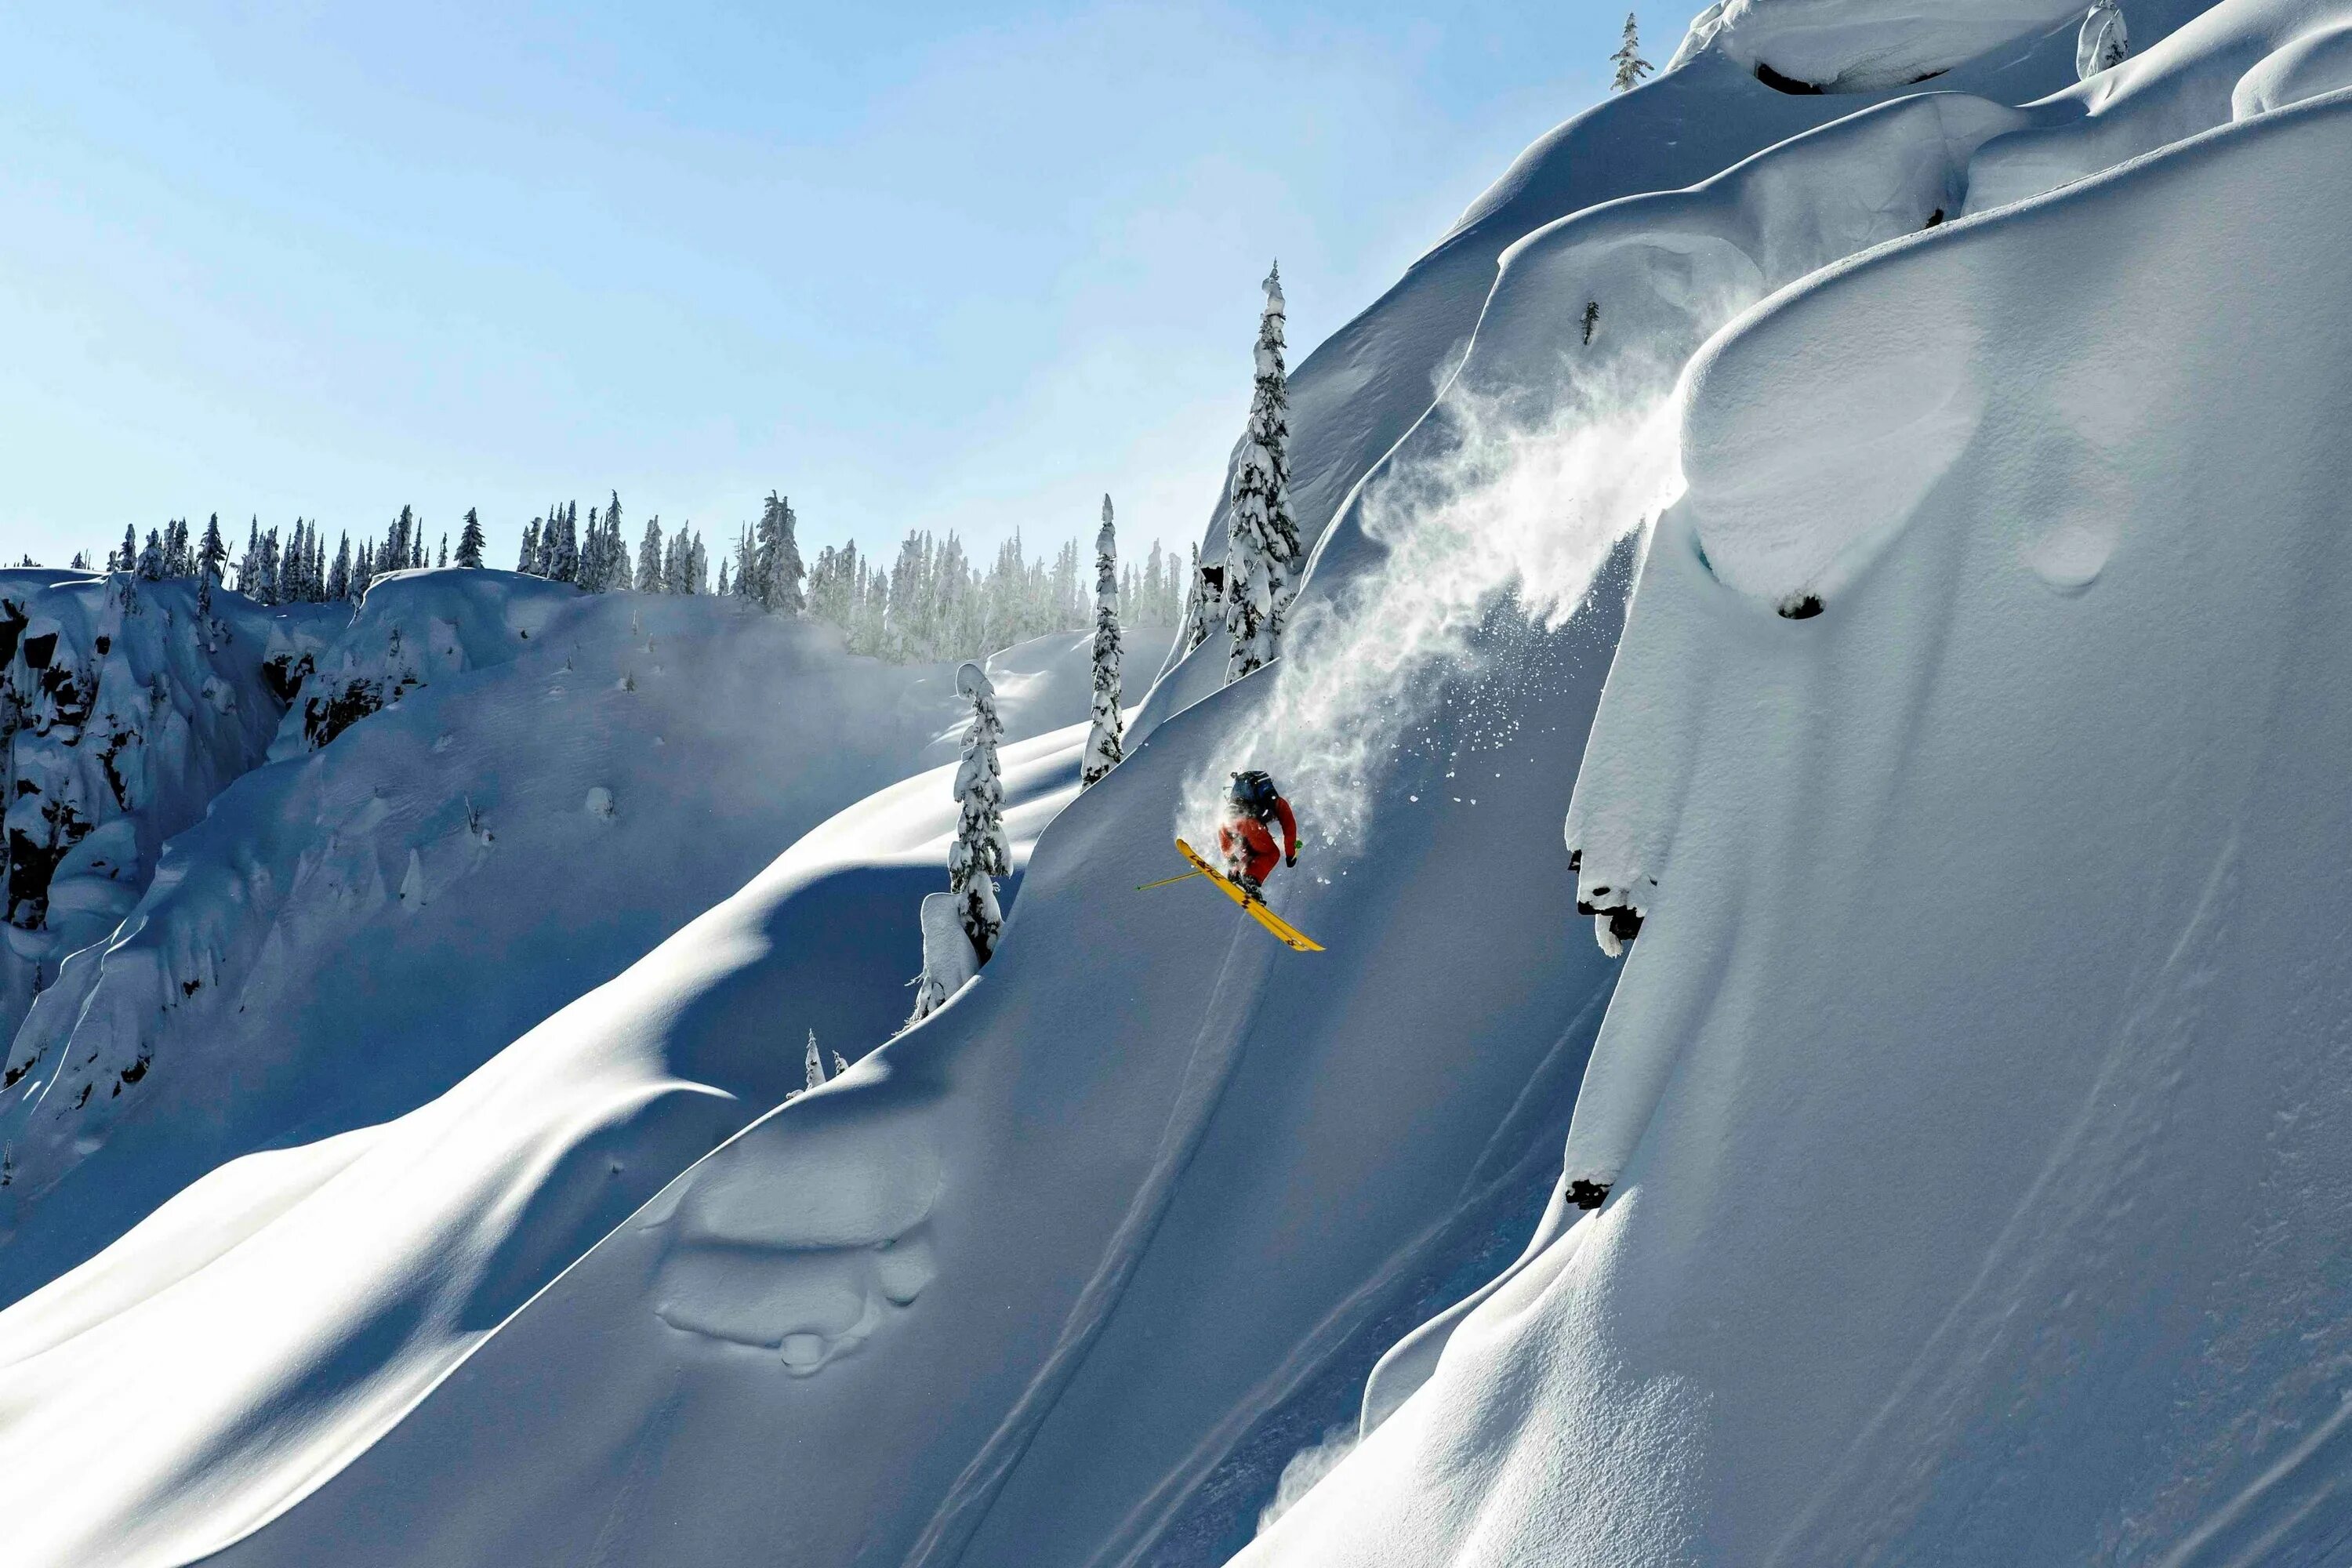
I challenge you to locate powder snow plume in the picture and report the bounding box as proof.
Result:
[1181,368,1684,855]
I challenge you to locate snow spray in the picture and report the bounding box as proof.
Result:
[1179,364,1684,855]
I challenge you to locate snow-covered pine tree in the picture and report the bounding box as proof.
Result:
[1082,495,1123,787]
[1611,13,1653,91]
[1226,263,1299,682]
[2078,0,2129,79]
[517,518,541,575]
[803,1029,831,1092]
[948,661,1010,961]
[456,509,486,568]
[731,526,755,598]
[137,528,166,582]
[754,492,806,615]
[688,531,709,593]
[329,532,353,599]
[116,524,136,575]
[1181,541,1214,651]
[197,514,227,586]
[637,517,664,592]
[437,533,448,568]
[550,505,579,583]
[354,540,375,596]
[256,527,281,606]
[717,558,731,596]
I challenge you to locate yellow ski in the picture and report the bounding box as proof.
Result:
[1174,838,1324,953]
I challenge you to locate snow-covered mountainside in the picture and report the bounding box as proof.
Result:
[0,569,1169,1305]
[0,570,341,1047]
[12,1,2352,1565]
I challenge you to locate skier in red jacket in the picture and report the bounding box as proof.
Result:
[1218,770,1298,900]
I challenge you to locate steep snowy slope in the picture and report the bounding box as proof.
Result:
[1148,0,2145,705]
[0,570,1169,1305]
[1246,47,2352,1568]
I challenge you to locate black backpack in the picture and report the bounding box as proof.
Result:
[1229,770,1279,819]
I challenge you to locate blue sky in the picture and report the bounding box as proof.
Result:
[2,3,1671,570]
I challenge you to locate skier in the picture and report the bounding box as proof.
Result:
[1217,769,1298,901]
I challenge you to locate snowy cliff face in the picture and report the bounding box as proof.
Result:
[0,570,340,1054]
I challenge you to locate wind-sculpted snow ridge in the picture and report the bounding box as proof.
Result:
[1243,74,2352,1568]
[0,570,343,1055]
[1670,0,2091,93]
[0,565,1171,1308]
[1144,0,2147,715]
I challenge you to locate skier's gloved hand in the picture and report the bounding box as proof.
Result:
[1286,848,1298,868]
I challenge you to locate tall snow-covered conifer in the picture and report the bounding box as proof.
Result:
[637,518,664,592]
[1225,263,1299,682]
[803,1029,831,1092]
[755,492,806,614]
[1082,494,1123,787]
[1611,13,1653,90]
[948,661,1010,961]
[456,509,486,568]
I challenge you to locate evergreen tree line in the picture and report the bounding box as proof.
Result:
[84,488,1186,662]
[105,506,490,606]
[800,522,1185,666]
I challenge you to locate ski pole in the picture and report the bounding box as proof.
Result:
[1136,869,1208,892]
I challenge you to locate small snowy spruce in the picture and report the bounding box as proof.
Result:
[1082,495,1123,787]
[2078,2,2129,80]
[948,661,1009,961]
[1611,13,1653,91]
[1226,263,1300,683]
[804,1029,831,1093]
[1181,542,1217,652]
[456,509,486,568]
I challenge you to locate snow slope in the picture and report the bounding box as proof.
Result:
[0,570,1169,1305]
[1246,36,2352,1568]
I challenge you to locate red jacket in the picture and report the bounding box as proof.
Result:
[1218,797,1298,883]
